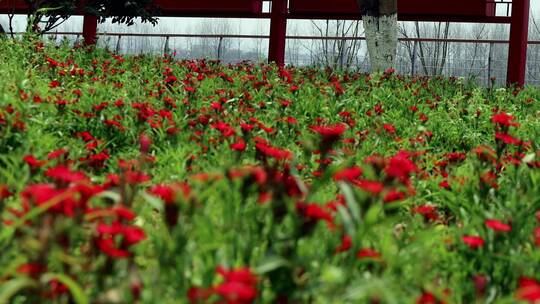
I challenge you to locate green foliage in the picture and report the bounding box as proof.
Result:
[0,39,539,303]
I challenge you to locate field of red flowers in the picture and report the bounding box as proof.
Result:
[0,38,539,303]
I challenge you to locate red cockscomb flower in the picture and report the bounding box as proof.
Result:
[296,202,334,228]
[231,139,247,152]
[310,123,347,143]
[383,123,396,134]
[333,166,363,182]
[515,277,540,303]
[491,113,519,127]
[0,184,13,201]
[214,266,258,304]
[356,248,381,260]
[23,155,47,168]
[335,235,352,253]
[353,179,384,195]
[96,222,146,258]
[412,205,438,222]
[383,189,406,203]
[462,235,485,249]
[485,219,511,232]
[385,151,418,184]
[45,165,87,184]
[495,132,521,146]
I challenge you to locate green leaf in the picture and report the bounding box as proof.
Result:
[0,277,38,303]
[140,191,165,211]
[255,255,291,274]
[339,182,361,225]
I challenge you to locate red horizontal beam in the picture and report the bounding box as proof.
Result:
[153,0,262,16]
[289,0,499,19]
[286,14,511,23]
[0,0,510,22]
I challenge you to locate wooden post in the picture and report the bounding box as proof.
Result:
[82,14,98,46]
[506,0,530,86]
[268,0,287,65]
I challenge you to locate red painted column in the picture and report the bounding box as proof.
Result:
[82,14,98,46]
[268,0,287,66]
[506,0,530,86]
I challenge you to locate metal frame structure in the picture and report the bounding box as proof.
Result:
[0,0,531,86]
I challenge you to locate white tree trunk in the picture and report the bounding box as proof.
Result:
[363,14,398,72]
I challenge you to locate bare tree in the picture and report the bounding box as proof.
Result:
[308,19,364,70]
[356,0,398,72]
[411,21,451,76]
[527,13,540,84]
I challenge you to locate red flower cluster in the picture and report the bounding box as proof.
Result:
[491,112,519,128]
[515,277,540,303]
[412,205,438,222]
[296,201,335,229]
[310,123,347,144]
[189,266,258,304]
[384,151,418,184]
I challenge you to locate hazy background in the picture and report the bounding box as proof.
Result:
[1,1,539,85]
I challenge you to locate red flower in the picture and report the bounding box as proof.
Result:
[147,183,188,204]
[104,119,125,131]
[335,235,352,253]
[412,205,438,222]
[495,132,521,146]
[86,206,137,222]
[416,291,445,304]
[47,148,68,160]
[515,277,540,303]
[49,80,61,88]
[333,166,363,182]
[285,116,297,125]
[353,179,384,195]
[255,142,292,161]
[383,123,396,134]
[231,139,247,152]
[164,75,177,84]
[384,151,418,184]
[383,189,406,203]
[473,274,488,296]
[0,184,13,201]
[439,180,451,190]
[296,202,334,227]
[21,184,80,217]
[45,165,88,184]
[485,219,511,232]
[147,184,177,204]
[17,263,47,278]
[23,155,47,168]
[214,266,258,304]
[356,248,381,260]
[534,227,540,247]
[188,287,213,303]
[462,235,485,249]
[446,152,467,163]
[139,133,152,154]
[310,123,347,144]
[96,222,146,259]
[491,113,519,127]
